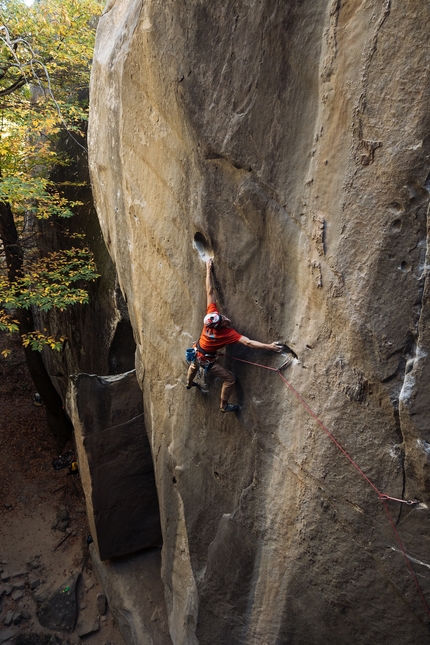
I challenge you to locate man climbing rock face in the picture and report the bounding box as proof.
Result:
[187,258,283,412]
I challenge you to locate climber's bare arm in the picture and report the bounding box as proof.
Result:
[206,258,216,305]
[238,336,283,352]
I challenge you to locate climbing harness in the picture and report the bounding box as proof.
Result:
[224,351,430,619]
[186,342,217,367]
[185,342,217,390]
[186,342,217,382]
[195,341,217,366]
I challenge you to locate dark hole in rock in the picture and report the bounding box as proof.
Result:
[400,261,411,273]
[193,232,214,261]
[390,219,402,233]
[388,202,404,214]
[108,319,136,375]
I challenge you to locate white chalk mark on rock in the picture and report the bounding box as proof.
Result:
[389,546,430,570]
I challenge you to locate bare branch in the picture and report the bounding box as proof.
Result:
[0,25,88,153]
[0,75,26,96]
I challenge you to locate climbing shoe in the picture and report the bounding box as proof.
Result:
[186,382,199,390]
[220,404,240,413]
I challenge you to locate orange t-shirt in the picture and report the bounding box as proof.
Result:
[198,303,242,352]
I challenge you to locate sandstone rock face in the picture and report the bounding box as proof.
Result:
[68,371,162,560]
[90,544,172,645]
[88,1,430,643]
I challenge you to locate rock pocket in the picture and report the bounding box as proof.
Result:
[193,232,214,262]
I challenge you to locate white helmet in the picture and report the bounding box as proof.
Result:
[204,312,221,328]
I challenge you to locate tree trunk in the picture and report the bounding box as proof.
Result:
[0,201,23,281]
[0,200,73,450]
[18,308,73,450]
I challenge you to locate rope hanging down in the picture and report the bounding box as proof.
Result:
[223,352,430,618]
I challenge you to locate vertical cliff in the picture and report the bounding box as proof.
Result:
[88,1,430,643]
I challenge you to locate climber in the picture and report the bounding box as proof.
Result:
[186,258,283,412]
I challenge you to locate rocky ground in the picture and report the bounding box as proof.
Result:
[0,333,125,645]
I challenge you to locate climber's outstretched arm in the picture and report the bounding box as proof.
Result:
[238,336,283,352]
[206,258,216,305]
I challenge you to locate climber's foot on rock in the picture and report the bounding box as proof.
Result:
[186,382,199,390]
[220,404,240,413]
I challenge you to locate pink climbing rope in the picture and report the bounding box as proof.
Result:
[223,352,430,617]
[276,369,416,505]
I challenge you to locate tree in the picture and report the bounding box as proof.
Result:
[0,0,104,447]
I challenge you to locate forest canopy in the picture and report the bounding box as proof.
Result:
[0,0,104,352]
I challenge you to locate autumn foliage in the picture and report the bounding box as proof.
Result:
[0,0,103,354]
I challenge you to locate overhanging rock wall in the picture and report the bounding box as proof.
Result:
[88,1,430,643]
[68,371,162,560]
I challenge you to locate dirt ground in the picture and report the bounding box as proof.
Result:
[0,332,125,645]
